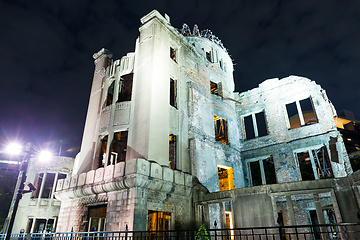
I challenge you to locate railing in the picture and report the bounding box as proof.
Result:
[1,223,360,240]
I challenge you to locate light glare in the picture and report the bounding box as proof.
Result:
[6,143,22,155]
[39,151,52,161]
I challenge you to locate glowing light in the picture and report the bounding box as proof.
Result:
[6,143,22,155]
[38,151,52,161]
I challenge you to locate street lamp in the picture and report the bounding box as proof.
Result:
[4,142,51,240]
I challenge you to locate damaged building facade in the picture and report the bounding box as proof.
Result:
[55,10,359,232]
[5,156,74,233]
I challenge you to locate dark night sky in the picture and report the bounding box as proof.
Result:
[1,0,360,157]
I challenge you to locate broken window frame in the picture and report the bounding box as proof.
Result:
[170,78,177,109]
[41,172,56,199]
[217,164,235,191]
[247,156,277,186]
[108,131,128,165]
[103,81,115,108]
[295,145,334,181]
[206,51,212,62]
[117,73,133,103]
[97,135,108,168]
[214,115,228,144]
[243,110,269,141]
[210,81,222,96]
[169,133,177,170]
[170,47,177,62]
[286,97,318,129]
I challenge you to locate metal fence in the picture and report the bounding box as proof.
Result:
[1,223,360,240]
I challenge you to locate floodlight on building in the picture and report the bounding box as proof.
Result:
[6,143,22,155]
[38,150,52,162]
[4,142,45,240]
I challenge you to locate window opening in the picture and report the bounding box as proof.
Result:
[170,78,177,108]
[297,146,333,181]
[312,147,333,179]
[250,161,262,186]
[26,218,33,233]
[206,51,212,62]
[210,81,219,95]
[45,219,54,233]
[214,116,228,144]
[244,111,268,140]
[117,73,133,102]
[148,211,171,232]
[218,165,234,191]
[169,133,176,170]
[297,151,315,181]
[329,137,339,163]
[108,131,128,165]
[31,173,44,198]
[87,205,107,232]
[308,210,321,239]
[286,97,318,129]
[219,60,223,70]
[41,173,56,198]
[225,211,234,238]
[33,219,47,233]
[170,47,176,62]
[300,98,318,125]
[263,157,277,184]
[248,156,276,186]
[104,81,115,108]
[98,135,108,168]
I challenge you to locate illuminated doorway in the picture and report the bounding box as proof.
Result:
[218,165,234,191]
[225,211,234,239]
[148,211,171,235]
[87,205,107,232]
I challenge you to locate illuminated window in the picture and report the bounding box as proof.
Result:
[148,211,171,232]
[214,116,228,144]
[218,165,234,191]
[98,135,108,168]
[244,111,268,140]
[170,78,177,108]
[117,73,133,102]
[104,81,115,107]
[296,146,333,181]
[87,205,107,232]
[286,97,318,129]
[210,81,219,95]
[108,131,128,165]
[170,47,176,62]
[169,133,176,170]
[247,156,276,186]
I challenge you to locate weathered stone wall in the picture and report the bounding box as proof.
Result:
[237,76,352,185]
[197,176,360,228]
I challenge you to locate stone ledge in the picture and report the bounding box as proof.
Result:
[55,158,194,201]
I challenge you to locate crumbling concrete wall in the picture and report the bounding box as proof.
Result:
[237,76,352,186]
[197,177,360,228]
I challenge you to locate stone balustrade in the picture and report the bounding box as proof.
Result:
[55,158,193,201]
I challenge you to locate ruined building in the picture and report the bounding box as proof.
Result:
[55,10,360,232]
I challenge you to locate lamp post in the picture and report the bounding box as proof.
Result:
[4,142,51,240]
[4,142,32,240]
